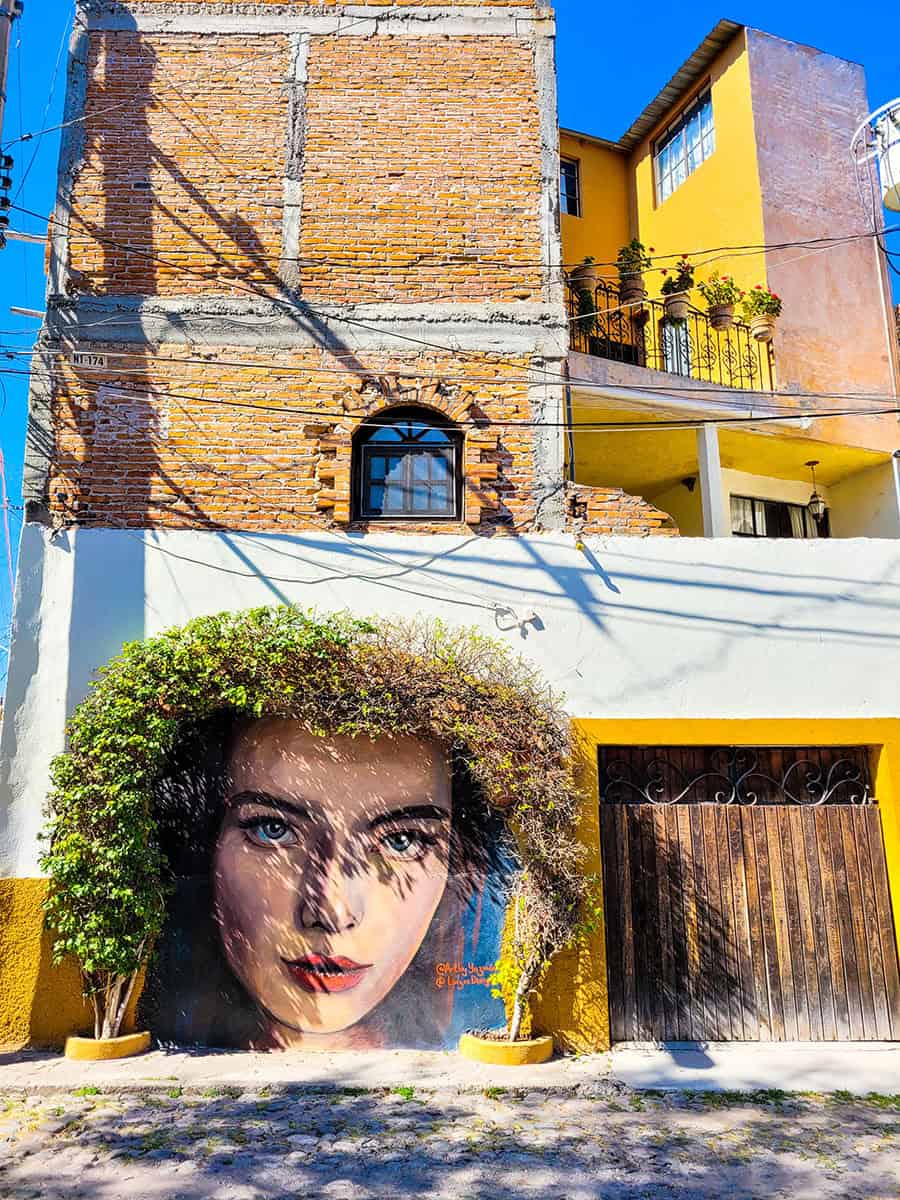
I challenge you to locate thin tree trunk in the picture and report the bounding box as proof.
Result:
[508,960,538,1042]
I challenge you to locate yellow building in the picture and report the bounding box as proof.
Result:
[560,20,900,539]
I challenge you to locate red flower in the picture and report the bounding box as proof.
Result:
[649,246,656,253]
[661,269,668,275]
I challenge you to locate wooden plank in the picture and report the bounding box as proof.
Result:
[666,806,691,1040]
[853,807,893,1041]
[600,806,625,1043]
[739,808,770,1040]
[865,807,900,1039]
[653,806,677,1038]
[839,807,878,1039]
[816,807,851,1040]
[778,807,811,1040]
[799,808,836,1040]
[785,808,822,1040]
[715,806,742,1040]
[628,805,651,1040]
[765,807,798,1040]
[754,807,785,1040]
[701,805,727,1041]
[678,805,701,1041]
[827,806,864,1039]
[618,806,637,1041]
[641,806,665,1040]
[690,806,714,1040]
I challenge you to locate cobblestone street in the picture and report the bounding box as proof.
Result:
[0,1085,897,1199]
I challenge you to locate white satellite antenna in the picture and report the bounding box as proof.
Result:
[851,98,900,212]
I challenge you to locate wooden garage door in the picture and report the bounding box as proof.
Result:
[599,746,900,1042]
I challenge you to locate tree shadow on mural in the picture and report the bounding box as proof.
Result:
[140,714,516,1050]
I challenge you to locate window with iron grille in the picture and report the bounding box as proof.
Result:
[654,90,715,204]
[353,407,462,520]
[560,157,581,216]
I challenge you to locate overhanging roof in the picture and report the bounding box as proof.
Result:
[618,18,744,151]
[557,18,748,156]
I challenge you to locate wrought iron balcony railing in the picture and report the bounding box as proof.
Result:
[567,277,776,393]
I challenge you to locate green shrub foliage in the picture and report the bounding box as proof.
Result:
[41,607,588,1039]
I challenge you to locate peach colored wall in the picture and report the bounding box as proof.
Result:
[747,28,900,411]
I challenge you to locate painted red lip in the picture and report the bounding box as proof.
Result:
[283,955,372,994]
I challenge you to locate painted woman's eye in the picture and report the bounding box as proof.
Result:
[242,817,297,847]
[379,830,433,860]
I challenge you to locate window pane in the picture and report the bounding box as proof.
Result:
[369,426,404,442]
[654,90,714,202]
[359,413,459,519]
[731,496,754,536]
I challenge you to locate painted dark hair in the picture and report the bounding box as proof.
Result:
[140,712,513,1048]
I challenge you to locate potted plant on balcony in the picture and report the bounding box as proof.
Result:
[568,255,599,294]
[741,284,782,342]
[660,257,694,322]
[616,239,653,306]
[697,271,743,332]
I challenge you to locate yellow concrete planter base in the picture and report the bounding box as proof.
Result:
[458,1032,554,1066]
[64,1031,151,1061]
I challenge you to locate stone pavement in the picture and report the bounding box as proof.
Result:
[0,1083,897,1199]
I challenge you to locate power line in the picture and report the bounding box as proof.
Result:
[13,202,900,408]
[6,363,900,431]
[2,338,898,415]
[12,201,899,274]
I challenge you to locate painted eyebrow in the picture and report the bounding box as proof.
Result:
[368,805,451,830]
[227,790,312,819]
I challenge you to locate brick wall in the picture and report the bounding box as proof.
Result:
[300,37,544,304]
[46,347,542,533]
[566,483,678,537]
[40,3,674,540]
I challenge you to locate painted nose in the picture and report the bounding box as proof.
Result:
[297,842,362,934]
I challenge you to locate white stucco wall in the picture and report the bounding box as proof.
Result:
[828,459,900,539]
[3,526,900,875]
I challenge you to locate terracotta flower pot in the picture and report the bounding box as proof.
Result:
[708,303,735,332]
[64,1031,152,1061]
[618,273,646,306]
[458,1032,554,1066]
[663,291,690,322]
[569,263,599,293]
[750,313,777,343]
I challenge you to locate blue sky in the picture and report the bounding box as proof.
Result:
[0,0,897,655]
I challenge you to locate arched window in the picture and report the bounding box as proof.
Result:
[353,406,462,520]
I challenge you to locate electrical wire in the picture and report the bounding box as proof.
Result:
[2,344,897,416]
[14,201,900,407]
[6,363,900,431]
[11,7,73,204]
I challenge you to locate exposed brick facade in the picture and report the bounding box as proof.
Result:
[566,483,678,537]
[36,1,676,539]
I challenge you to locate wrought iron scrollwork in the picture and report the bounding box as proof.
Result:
[566,278,775,393]
[601,747,873,807]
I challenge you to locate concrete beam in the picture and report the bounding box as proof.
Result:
[697,422,730,537]
[82,4,552,38]
[278,33,308,292]
[48,296,571,356]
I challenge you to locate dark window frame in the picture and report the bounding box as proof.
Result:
[730,493,830,539]
[560,157,581,217]
[352,406,464,522]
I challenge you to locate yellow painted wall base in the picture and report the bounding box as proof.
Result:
[0,878,92,1047]
[0,878,144,1048]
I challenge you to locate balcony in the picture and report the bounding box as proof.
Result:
[566,277,776,393]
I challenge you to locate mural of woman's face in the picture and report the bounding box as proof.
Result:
[213,721,452,1041]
